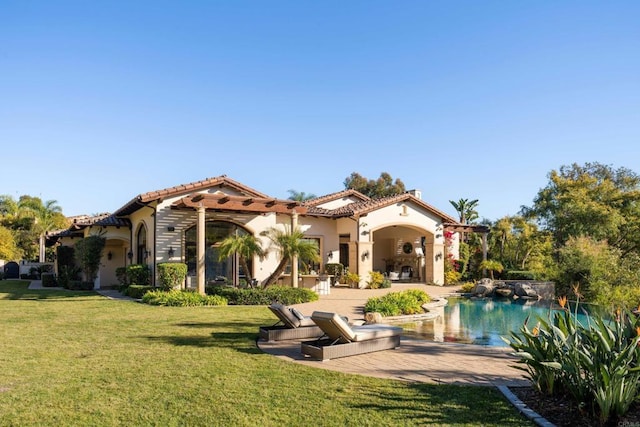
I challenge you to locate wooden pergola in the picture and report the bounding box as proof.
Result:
[171,193,307,294]
[172,193,308,215]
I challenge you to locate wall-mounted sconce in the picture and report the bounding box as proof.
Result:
[435,252,443,261]
[327,251,333,259]
[144,249,151,259]
[362,250,370,260]
[107,251,113,260]
[168,247,175,257]
[127,250,133,260]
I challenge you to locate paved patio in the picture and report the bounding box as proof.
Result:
[257,283,530,387]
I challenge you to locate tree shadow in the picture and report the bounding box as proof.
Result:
[0,281,100,301]
[140,331,262,355]
[347,382,530,426]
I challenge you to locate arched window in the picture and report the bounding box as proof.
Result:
[184,221,251,286]
[136,225,147,264]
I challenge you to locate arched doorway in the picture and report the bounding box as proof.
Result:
[371,226,432,282]
[184,221,251,286]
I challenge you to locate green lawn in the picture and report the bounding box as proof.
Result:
[0,280,531,426]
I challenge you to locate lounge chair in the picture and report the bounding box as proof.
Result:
[301,311,402,361]
[258,303,323,342]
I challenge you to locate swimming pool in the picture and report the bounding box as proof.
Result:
[396,296,599,347]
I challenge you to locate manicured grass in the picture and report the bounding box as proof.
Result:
[0,280,531,426]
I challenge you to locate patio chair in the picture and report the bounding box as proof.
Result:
[301,311,402,361]
[388,271,400,281]
[258,303,323,342]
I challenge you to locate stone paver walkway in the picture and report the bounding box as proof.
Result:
[258,283,530,387]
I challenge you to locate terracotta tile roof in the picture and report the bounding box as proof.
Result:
[302,189,370,207]
[46,213,130,241]
[304,192,460,223]
[114,175,270,216]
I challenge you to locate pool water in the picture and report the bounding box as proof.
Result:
[397,297,600,347]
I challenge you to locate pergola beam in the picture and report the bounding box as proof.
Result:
[172,193,308,215]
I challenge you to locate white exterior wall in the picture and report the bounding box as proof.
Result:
[153,188,284,286]
[357,201,449,285]
[298,216,339,267]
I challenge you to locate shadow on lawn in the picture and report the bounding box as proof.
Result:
[350,382,530,426]
[141,331,262,355]
[0,281,100,301]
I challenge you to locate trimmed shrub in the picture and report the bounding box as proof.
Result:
[115,267,127,286]
[41,273,57,287]
[141,289,228,307]
[157,262,188,290]
[124,285,154,299]
[206,285,318,305]
[127,264,151,286]
[364,289,431,316]
[505,270,536,280]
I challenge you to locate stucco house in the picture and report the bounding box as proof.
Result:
[48,175,481,291]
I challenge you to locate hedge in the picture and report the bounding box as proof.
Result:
[206,285,319,305]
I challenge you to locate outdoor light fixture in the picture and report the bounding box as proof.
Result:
[362,250,370,260]
[127,250,133,260]
[168,247,175,257]
[107,251,113,260]
[144,249,151,259]
[327,251,333,259]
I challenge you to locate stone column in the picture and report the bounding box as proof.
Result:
[291,211,298,288]
[482,232,488,277]
[357,241,373,289]
[197,204,206,295]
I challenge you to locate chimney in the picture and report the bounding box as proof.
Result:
[409,189,422,200]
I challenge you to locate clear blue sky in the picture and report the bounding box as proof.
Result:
[2,1,639,221]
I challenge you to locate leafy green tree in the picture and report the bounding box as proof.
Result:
[489,215,554,275]
[262,226,320,287]
[479,259,504,280]
[344,172,406,198]
[556,236,640,309]
[74,235,106,284]
[0,226,21,260]
[287,189,316,201]
[524,162,640,254]
[449,198,479,224]
[0,195,67,261]
[217,232,265,285]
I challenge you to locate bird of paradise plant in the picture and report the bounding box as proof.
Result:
[503,287,640,425]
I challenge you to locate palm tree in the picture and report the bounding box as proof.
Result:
[449,198,479,224]
[25,199,66,262]
[216,232,265,286]
[262,226,320,287]
[479,259,504,280]
[287,189,317,202]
